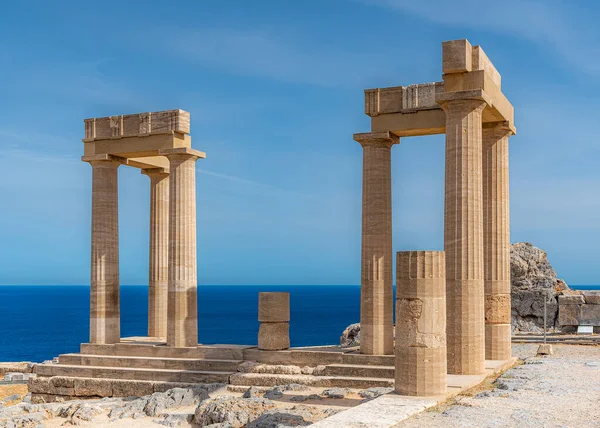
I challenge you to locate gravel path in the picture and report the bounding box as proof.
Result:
[397,344,600,428]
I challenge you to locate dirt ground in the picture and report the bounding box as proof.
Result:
[0,384,28,406]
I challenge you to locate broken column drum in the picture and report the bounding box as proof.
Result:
[258,292,290,351]
[395,251,447,396]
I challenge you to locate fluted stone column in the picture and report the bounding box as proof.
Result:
[353,132,399,355]
[142,169,169,338]
[440,99,487,374]
[160,148,204,348]
[396,251,447,396]
[86,155,121,344]
[483,123,512,360]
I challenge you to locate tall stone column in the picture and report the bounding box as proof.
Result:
[142,169,169,339]
[483,123,512,360]
[440,98,487,374]
[395,251,447,396]
[160,148,204,348]
[85,155,121,344]
[353,132,399,355]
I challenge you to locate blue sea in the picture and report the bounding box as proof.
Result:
[1,284,597,362]
[0,285,363,362]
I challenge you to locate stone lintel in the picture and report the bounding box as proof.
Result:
[353,131,399,146]
[83,109,190,141]
[84,132,191,156]
[158,147,206,159]
[371,109,446,137]
[128,156,170,171]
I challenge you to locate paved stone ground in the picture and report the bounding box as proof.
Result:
[397,343,600,428]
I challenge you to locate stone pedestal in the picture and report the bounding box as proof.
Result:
[440,98,487,375]
[160,148,204,348]
[258,292,290,350]
[395,251,447,396]
[142,169,170,338]
[86,155,121,345]
[353,131,399,356]
[483,123,512,361]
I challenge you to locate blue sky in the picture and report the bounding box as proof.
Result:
[1,0,600,285]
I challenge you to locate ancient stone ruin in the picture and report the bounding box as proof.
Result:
[30,39,517,402]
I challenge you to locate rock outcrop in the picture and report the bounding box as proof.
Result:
[340,323,360,348]
[510,242,570,332]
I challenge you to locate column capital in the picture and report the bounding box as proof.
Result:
[353,131,399,148]
[159,147,206,160]
[436,89,490,111]
[82,154,126,168]
[483,121,514,138]
[141,167,170,177]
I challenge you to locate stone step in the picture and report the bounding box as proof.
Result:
[58,354,241,372]
[35,364,232,384]
[229,372,393,389]
[341,353,395,366]
[321,364,394,379]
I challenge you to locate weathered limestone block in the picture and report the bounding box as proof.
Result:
[112,380,156,397]
[558,294,585,305]
[558,304,582,326]
[84,109,190,140]
[442,39,473,74]
[258,323,290,351]
[584,291,600,305]
[580,305,600,325]
[485,294,512,324]
[395,251,446,396]
[73,378,114,397]
[258,292,290,322]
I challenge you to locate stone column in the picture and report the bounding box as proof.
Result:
[440,98,487,374]
[85,155,121,344]
[160,148,205,348]
[483,123,512,360]
[258,292,290,350]
[142,168,169,339]
[395,251,446,396]
[353,132,399,355]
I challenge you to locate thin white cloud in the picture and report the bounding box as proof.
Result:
[359,0,600,75]
[166,28,387,87]
[196,168,314,199]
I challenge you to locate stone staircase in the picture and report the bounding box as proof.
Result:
[30,343,396,401]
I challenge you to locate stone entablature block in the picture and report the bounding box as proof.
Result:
[364,82,444,117]
[84,109,190,142]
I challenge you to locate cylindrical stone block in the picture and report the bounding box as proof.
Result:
[89,159,121,344]
[166,153,200,348]
[353,132,399,356]
[395,251,447,396]
[258,292,290,322]
[258,322,290,351]
[143,170,169,338]
[483,124,512,361]
[441,99,487,375]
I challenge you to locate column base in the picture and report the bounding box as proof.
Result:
[395,347,446,396]
[485,323,512,360]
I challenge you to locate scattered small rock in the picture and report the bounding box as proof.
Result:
[358,387,393,401]
[242,387,262,399]
[194,396,276,427]
[153,413,191,427]
[289,394,322,402]
[322,388,350,399]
